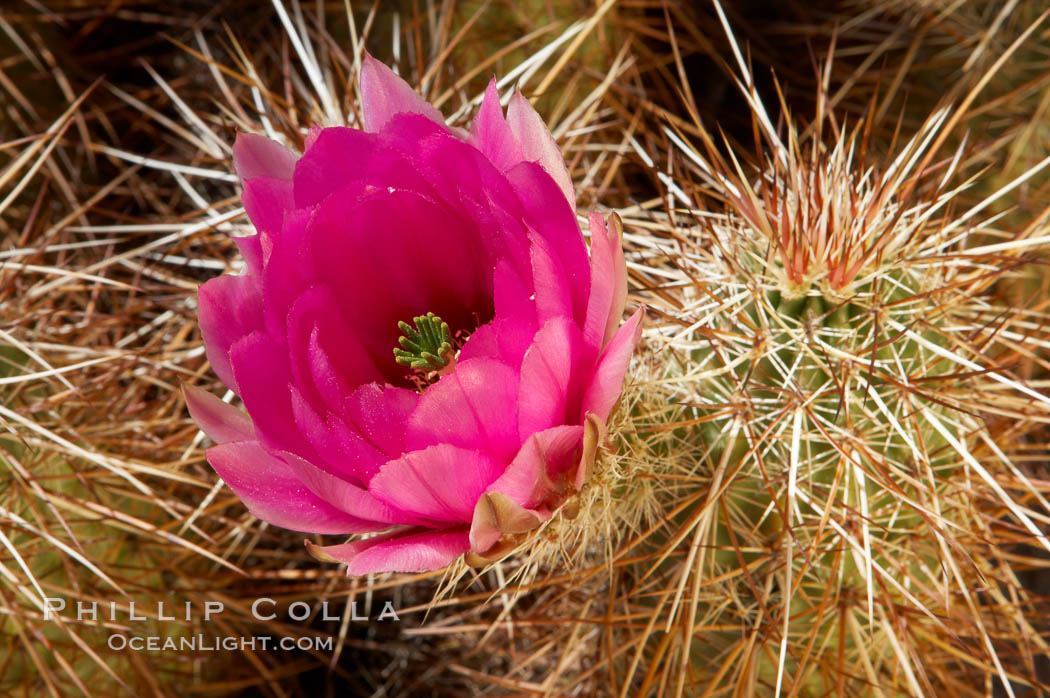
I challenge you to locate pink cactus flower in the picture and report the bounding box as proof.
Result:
[185,56,642,575]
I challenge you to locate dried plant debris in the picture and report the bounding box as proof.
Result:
[2,1,1049,696]
[0,1,639,695]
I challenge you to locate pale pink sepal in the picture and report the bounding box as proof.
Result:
[184,384,254,444]
[507,90,575,209]
[359,53,444,133]
[580,307,644,423]
[311,528,470,575]
[581,213,628,351]
[232,132,297,181]
[304,125,323,151]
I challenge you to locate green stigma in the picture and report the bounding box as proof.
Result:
[394,312,454,372]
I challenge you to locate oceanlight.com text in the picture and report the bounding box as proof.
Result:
[108,634,335,652]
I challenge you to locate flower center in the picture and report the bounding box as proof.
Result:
[394,312,455,373]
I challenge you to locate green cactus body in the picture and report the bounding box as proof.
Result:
[615,101,1050,694]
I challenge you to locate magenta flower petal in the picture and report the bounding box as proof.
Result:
[183,384,254,444]
[471,79,523,172]
[370,444,502,522]
[277,450,412,527]
[288,385,371,481]
[198,274,264,393]
[493,259,536,324]
[242,176,293,238]
[505,161,589,320]
[378,114,537,273]
[457,316,536,369]
[507,90,575,210]
[529,233,575,325]
[405,358,520,462]
[285,284,382,409]
[293,128,385,209]
[257,208,315,339]
[581,307,645,422]
[307,187,491,367]
[229,331,308,457]
[517,317,586,441]
[359,53,444,133]
[455,323,501,363]
[232,132,297,180]
[344,382,420,461]
[306,326,358,416]
[288,386,400,487]
[206,441,374,534]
